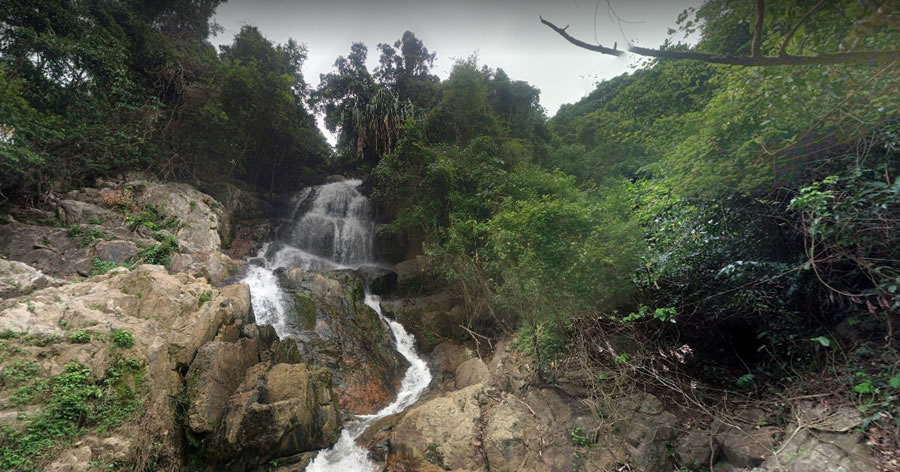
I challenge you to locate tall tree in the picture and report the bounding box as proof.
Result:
[375,31,440,107]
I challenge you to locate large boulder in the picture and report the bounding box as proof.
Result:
[454,357,490,389]
[186,339,260,433]
[713,408,779,468]
[0,222,108,278]
[615,392,679,472]
[56,199,115,226]
[429,342,476,387]
[209,362,341,469]
[276,268,407,414]
[140,182,228,253]
[389,384,488,470]
[0,259,64,299]
[355,265,397,295]
[169,250,238,285]
[756,425,876,472]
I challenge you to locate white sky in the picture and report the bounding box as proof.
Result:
[212,0,700,142]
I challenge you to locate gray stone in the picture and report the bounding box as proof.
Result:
[356,265,397,295]
[455,357,490,389]
[676,430,717,469]
[717,425,779,468]
[758,424,877,472]
[186,339,260,433]
[94,240,139,264]
[56,199,113,225]
[0,259,64,299]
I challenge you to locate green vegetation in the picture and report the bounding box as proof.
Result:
[0,1,327,199]
[324,0,896,433]
[0,360,144,471]
[66,226,115,248]
[90,258,126,277]
[135,235,179,266]
[67,331,91,344]
[570,426,591,448]
[1,0,897,459]
[89,233,180,278]
[111,330,134,349]
[125,205,181,232]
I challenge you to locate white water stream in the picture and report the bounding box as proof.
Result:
[239,179,432,471]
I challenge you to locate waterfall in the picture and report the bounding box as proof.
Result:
[239,179,432,470]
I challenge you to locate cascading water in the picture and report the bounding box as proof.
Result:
[239,179,432,471]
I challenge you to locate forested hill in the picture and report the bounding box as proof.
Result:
[1,0,329,199]
[1,0,899,466]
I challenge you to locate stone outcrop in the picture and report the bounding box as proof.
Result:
[140,182,228,253]
[0,258,64,298]
[0,178,237,284]
[207,362,341,470]
[56,199,115,225]
[0,265,250,469]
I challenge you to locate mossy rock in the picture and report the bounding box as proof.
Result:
[291,294,317,330]
[271,338,304,364]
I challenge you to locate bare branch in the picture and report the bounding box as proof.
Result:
[540,16,624,57]
[540,17,900,66]
[752,0,765,58]
[778,0,826,57]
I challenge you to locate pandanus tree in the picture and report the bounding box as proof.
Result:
[346,87,414,161]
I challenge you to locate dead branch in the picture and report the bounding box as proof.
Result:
[540,16,900,66]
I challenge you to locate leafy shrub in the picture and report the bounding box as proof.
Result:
[0,330,20,340]
[135,235,179,266]
[571,427,591,447]
[67,331,91,344]
[90,258,127,277]
[0,360,40,386]
[125,204,180,232]
[66,226,114,248]
[111,330,134,348]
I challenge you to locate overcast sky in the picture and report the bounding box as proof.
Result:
[213,0,700,141]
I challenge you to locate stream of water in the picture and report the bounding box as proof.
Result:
[239,179,432,471]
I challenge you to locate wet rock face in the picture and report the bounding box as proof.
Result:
[276,267,408,414]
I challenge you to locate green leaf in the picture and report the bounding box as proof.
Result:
[890,375,900,389]
[810,336,832,348]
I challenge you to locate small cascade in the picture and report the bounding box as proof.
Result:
[290,179,374,265]
[239,178,431,470]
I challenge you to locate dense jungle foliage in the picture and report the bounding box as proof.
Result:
[2,0,898,434]
[0,0,328,199]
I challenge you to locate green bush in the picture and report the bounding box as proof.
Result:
[90,258,127,277]
[67,331,91,344]
[111,330,134,349]
[66,226,114,248]
[125,204,181,232]
[135,235,179,266]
